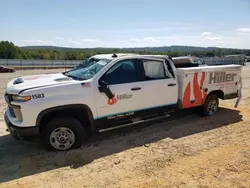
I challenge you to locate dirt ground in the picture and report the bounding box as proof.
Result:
[0,65,250,188]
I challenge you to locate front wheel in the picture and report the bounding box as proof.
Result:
[201,94,219,117]
[40,117,87,151]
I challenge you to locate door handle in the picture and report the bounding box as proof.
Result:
[168,83,176,86]
[131,87,141,91]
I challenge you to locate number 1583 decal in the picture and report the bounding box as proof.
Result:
[32,93,45,99]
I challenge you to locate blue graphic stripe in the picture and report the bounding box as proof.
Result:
[94,103,176,120]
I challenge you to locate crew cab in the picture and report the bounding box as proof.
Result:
[3,54,243,151]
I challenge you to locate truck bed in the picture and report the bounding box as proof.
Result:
[176,64,242,109]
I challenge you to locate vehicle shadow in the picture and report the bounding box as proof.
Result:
[0,107,243,183]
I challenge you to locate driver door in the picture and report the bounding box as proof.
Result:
[94,59,143,128]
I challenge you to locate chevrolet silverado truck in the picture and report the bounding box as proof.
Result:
[3,54,243,151]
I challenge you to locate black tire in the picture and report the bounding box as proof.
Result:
[200,94,219,117]
[40,117,87,151]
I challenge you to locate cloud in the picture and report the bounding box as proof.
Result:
[206,37,222,41]
[143,36,158,42]
[61,33,249,48]
[68,41,81,45]
[201,32,212,36]
[55,37,64,40]
[120,34,233,48]
[236,28,250,32]
[67,39,81,45]
[70,41,81,45]
[81,39,100,43]
[128,39,140,43]
[21,40,56,46]
[22,40,44,44]
[128,36,158,43]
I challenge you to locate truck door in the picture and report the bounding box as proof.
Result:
[140,58,178,114]
[94,59,143,128]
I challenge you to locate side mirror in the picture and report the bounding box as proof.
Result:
[99,80,108,88]
[98,80,114,99]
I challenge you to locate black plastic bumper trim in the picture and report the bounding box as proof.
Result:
[4,111,39,138]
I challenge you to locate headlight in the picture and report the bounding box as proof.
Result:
[12,95,31,102]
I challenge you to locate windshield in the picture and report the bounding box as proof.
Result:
[65,58,111,80]
[73,58,101,70]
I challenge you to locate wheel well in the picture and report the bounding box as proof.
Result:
[207,90,224,100]
[37,104,95,134]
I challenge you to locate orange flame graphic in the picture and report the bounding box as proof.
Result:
[182,72,207,108]
[108,96,117,105]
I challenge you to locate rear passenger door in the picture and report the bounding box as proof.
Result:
[141,58,178,113]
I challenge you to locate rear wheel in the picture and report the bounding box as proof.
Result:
[201,94,219,117]
[40,117,87,151]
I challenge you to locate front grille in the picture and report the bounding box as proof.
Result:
[9,107,16,118]
[5,93,22,120]
[4,93,13,105]
[6,93,13,101]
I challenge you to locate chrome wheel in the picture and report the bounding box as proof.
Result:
[207,99,218,115]
[49,127,75,150]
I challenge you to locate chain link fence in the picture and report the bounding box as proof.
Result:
[201,55,246,66]
[0,55,246,69]
[0,59,81,69]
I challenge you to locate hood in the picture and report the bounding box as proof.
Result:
[6,73,77,94]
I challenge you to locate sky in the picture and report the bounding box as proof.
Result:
[1,0,250,49]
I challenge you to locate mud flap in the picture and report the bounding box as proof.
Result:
[234,77,242,108]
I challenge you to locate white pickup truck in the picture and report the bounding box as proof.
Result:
[3,54,243,151]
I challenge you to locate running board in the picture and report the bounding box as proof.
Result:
[98,114,170,133]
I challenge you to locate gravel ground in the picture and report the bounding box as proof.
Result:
[0,66,250,188]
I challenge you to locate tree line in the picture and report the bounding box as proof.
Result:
[0,41,249,60]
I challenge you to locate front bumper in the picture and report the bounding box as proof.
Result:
[4,110,39,139]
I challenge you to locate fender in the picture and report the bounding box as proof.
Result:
[36,104,96,133]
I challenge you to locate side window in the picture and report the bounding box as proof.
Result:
[143,59,172,80]
[102,59,138,85]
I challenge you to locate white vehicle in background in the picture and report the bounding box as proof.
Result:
[3,53,243,151]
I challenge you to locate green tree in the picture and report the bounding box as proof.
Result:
[0,41,20,59]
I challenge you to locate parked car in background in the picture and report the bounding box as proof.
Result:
[0,65,15,73]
